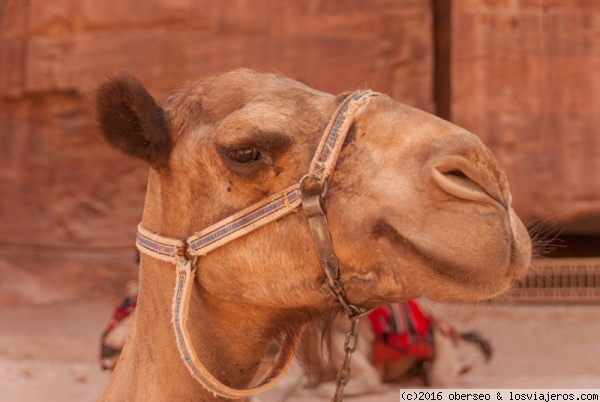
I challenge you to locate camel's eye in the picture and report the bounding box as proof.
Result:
[226,148,262,164]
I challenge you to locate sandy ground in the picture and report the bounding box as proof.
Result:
[0,302,599,402]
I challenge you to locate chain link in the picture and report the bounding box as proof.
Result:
[326,278,360,317]
[331,312,360,402]
[325,278,364,402]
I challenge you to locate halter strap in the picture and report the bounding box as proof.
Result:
[187,185,302,256]
[135,90,379,399]
[136,185,302,262]
[172,258,306,398]
[310,90,378,184]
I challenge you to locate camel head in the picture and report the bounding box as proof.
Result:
[96,69,531,313]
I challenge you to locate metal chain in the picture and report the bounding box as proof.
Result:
[326,278,364,402]
[331,312,360,402]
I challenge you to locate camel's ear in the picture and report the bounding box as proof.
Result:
[95,74,171,168]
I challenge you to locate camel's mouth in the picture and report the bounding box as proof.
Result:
[372,218,516,302]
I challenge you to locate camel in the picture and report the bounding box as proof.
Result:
[94,69,532,401]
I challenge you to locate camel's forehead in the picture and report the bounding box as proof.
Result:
[168,70,329,108]
[211,70,320,94]
[164,69,332,130]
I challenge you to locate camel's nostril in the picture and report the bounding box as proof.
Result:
[445,169,468,180]
[432,159,507,209]
[441,169,488,195]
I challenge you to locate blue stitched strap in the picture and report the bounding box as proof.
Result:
[186,185,302,256]
[309,90,379,184]
[136,223,180,263]
[135,186,302,263]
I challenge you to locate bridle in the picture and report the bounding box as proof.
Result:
[135,90,379,400]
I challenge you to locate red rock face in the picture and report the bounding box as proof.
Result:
[0,0,433,304]
[3,0,599,304]
[451,0,600,229]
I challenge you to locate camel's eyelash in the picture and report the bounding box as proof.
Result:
[225,148,262,165]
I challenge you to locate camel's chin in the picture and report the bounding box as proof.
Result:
[343,256,518,309]
[350,272,513,310]
[417,226,531,304]
[420,277,513,304]
[416,253,525,303]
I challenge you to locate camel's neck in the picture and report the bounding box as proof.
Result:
[100,256,282,401]
[100,171,302,401]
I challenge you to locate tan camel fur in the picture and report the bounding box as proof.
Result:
[94,69,532,401]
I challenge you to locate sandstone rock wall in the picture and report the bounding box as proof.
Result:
[3,0,600,305]
[0,0,433,304]
[452,0,600,229]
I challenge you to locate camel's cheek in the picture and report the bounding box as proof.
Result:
[195,215,335,308]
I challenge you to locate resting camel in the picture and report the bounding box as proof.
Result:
[301,305,493,397]
[94,69,531,401]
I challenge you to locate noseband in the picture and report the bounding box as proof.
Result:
[135,90,379,400]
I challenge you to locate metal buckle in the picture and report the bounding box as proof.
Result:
[299,174,328,198]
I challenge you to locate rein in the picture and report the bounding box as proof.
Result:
[135,90,379,400]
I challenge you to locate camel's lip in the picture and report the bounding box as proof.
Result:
[375,218,512,300]
[505,236,530,282]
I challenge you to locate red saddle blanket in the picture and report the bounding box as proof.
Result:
[105,293,137,332]
[368,300,434,367]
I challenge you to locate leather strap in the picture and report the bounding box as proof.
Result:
[302,195,339,287]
